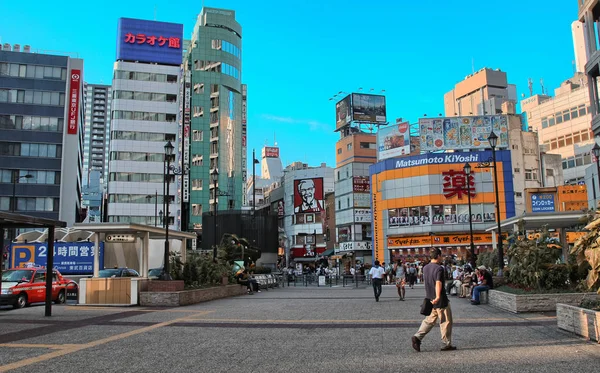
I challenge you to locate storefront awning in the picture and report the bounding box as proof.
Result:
[320,248,335,257]
[485,211,586,232]
[293,257,319,262]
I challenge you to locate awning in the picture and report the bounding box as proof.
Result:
[293,257,319,262]
[320,248,335,257]
[485,211,586,232]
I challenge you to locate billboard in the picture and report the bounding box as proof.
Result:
[352,93,386,123]
[10,242,105,275]
[293,178,324,214]
[335,95,352,130]
[67,69,81,135]
[377,120,410,160]
[353,176,371,193]
[116,18,184,65]
[418,115,509,152]
[531,193,555,212]
[264,147,280,158]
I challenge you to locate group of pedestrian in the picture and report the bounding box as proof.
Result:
[446,264,494,305]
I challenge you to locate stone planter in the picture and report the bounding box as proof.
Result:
[140,284,245,307]
[147,280,185,292]
[489,290,598,313]
[557,303,600,342]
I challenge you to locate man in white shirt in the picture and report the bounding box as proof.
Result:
[369,260,386,302]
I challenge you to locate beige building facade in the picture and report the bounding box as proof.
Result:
[521,73,595,185]
[444,68,517,117]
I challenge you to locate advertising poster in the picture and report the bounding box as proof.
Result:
[444,205,457,224]
[293,178,324,214]
[377,120,410,160]
[419,206,431,225]
[335,95,352,130]
[388,208,399,227]
[410,136,421,156]
[10,242,104,275]
[419,115,509,152]
[352,93,387,123]
[432,205,444,224]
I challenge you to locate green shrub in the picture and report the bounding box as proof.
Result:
[476,249,498,272]
[170,251,234,289]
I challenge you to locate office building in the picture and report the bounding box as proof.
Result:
[185,7,245,235]
[443,68,517,117]
[572,21,588,73]
[245,146,283,207]
[106,18,183,229]
[83,83,111,187]
[521,73,594,186]
[579,1,600,135]
[0,44,84,227]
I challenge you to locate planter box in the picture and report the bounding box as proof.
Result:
[489,290,598,313]
[557,303,600,342]
[139,284,246,307]
[147,280,184,292]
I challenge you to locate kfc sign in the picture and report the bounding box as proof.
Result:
[264,147,280,158]
[117,18,183,65]
[442,169,475,199]
[67,70,81,135]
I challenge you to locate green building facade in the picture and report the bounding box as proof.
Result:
[185,7,245,232]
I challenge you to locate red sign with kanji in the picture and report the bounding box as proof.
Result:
[67,69,81,135]
[442,169,475,199]
[124,33,180,49]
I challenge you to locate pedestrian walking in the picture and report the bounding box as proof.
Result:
[411,248,456,352]
[394,260,406,301]
[407,264,417,288]
[369,260,385,302]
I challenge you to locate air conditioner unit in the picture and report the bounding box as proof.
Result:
[3,43,11,51]
[13,44,20,52]
[23,45,31,53]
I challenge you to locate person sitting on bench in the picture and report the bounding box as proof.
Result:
[236,269,260,294]
[471,266,493,305]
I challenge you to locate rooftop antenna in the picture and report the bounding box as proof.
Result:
[540,78,545,95]
[528,78,533,97]
[472,57,475,74]
[274,131,277,147]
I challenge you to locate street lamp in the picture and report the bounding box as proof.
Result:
[463,163,476,269]
[592,143,600,210]
[161,141,174,280]
[211,168,219,260]
[488,131,504,276]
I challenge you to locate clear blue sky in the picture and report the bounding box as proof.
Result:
[2,0,579,174]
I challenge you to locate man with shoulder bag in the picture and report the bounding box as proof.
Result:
[411,248,456,352]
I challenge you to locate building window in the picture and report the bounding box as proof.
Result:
[192,179,203,190]
[193,106,204,117]
[360,142,376,149]
[524,169,537,180]
[111,131,175,142]
[194,83,204,94]
[514,168,520,173]
[347,143,352,150]
[112,111,177,122]
[337,148,342,154]
[515,192,523,197]
[546,169,554,177]
[192,154,203,166]
[192,130,203,141]
[0,115,63,132]
[192,204,203,216]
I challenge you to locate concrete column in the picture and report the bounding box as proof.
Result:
[93,233,100,277]
[559,228,568,263]
[181,238,187,264]
[491,230,497,250]
[142,232,150,277]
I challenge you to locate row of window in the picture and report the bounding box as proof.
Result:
[0,115,64,132]
[192,154,203,166]
[211,39,241,58]
[0,142,62,158]
[562,153,593,170]
[0,63,67,80]
[112,110,177,122]
[111,131,175,142]
[109,151,165,162]
[108,194,173,204]
[0,197,58,212]
[543,129,592,151]
[193,61,240,79]
[109,172,165,183]
[0,169,61,185]
[108,215,174,226]
[113,90,177,103]
[0,89,66,106]
[114,70,178,83]
[192,179,203,190]
[541,104,589,128]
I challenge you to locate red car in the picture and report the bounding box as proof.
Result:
[1,267,78,309]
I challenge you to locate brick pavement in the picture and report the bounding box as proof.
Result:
[0,284,598,372]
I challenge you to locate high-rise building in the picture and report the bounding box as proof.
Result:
[579,1,600,136]
[83,83,111,188]
[245,146,283,207]
[0,44,84,226]
[572,21,588,73]
[443,68,517,117]
[185,7,244,234]
[106,18,184,228]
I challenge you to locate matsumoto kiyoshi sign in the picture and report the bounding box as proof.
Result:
[393,153,483,169]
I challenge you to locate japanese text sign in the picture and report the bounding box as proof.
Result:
[531,193,555,213]
[67,69,81,135]
[117,18,183,65]
[10,242,104,275]
[442,169,475,199]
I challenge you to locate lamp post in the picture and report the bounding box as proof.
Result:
[463,163,476,269]
[252,149,259,214]
[211,168,219,260]
[592,143,600,210]
[161,141,174,280]
[488,131,504,276]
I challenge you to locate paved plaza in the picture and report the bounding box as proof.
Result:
[0,284,598,372]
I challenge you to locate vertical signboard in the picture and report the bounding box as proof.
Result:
[67,69,81,135]
[182,70,191,203]
[241,84,248,206]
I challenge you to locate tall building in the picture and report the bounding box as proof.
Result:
[185,7,244,234]
[83,83,111,187]
[521,73,594,186]
[579,1,600,135]
[106,18,184,228]
[572,21,588,73]
[0,44,84,226]
[443,68,517,117]
[245,146,283,207]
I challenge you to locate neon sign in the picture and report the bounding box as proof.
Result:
[123,33,180,49]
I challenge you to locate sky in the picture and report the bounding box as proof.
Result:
[2,0,580,175]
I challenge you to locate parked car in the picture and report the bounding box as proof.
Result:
[1,267,78,309]
[148,268,163,279]
[97,268,140,278]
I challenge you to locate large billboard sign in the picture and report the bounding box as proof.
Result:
[418,115,508,152]
[116,18,184,65]
[293,178,324,214]
[377,119,410,160]
[10,242,104,275]
[264,147,280,158]
[67,69,81,135]
[352,93,386,123]
[531,193,555,212]
[335,95,352,130]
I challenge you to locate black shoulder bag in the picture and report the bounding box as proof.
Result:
[420,298,433,316]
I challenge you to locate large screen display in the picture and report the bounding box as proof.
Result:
[116,18,184,65]
[352,93,387,123]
